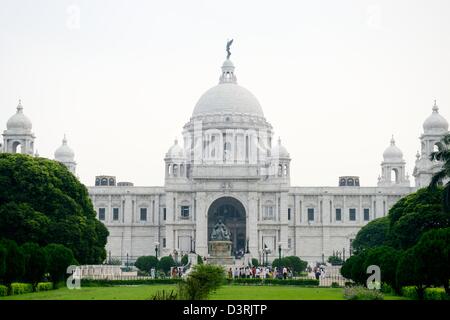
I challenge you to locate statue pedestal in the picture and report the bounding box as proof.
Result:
[188,253,198,266]
[208,241,234,265]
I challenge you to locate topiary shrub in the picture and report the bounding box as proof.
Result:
[10,282,33,295]
[344,286,384,300]
[178,264,225,300]
[36,282,53,292]
[0,285,8,296]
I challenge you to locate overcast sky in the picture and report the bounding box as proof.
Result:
[1,0,449,187]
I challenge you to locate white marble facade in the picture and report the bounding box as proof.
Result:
[2,57,448,265]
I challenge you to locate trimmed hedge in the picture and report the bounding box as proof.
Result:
[401,286,449,300]
[10,282,33,295]
[0,285,8,296]
[228,278,319,286]
[80,278,184,287]
[36,282,53,292]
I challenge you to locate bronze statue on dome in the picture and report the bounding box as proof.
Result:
[226,39,233,59]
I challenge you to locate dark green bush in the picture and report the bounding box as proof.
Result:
[134,256,158,272]
[157,256,176,274]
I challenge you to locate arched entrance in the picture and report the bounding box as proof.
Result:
[207,197,246,257]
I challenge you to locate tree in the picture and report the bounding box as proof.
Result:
[362,246,400,292]
[327,255,344,266]
[352,217,390,253]
[429,133,450,212]
[197,255,203,265]
[0,153,109,264]
[0,239,25,284]
[251,258,259,267]
[341,255,358,280]
[396,247,430,300]
[284,256,307,273]
[21,242,48,287]
[348,251,368,285]
[157,256,176,274]
[44,243,77,287]
[389,210,449,250]
[384,187,449,250]
[413,227,450,295]
[134,256,158,273]
[178,264,225,300]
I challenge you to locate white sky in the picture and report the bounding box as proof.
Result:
[1,0,449,187]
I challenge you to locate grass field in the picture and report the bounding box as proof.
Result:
[0,285,409,300]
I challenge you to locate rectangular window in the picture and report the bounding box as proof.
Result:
[163,238,166,248]
[335,208,342,221]
[264,206,274,220]
[288,208,291,221]
[113,208,119,221]
[140,208,147,221]
[98,208,105,221]
[288,238,292,249]
[163,208,166,221]
[349,208,356,221]
[181,206,190,218]
[307,208,314,221]
[364,208,370,221]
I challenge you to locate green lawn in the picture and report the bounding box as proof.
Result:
[0,285,409,300]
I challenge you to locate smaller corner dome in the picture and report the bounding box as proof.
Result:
[166,139,185,159]
[54,135,75,162]
[383,136,403,161]
[6,100,32,132]
[423,101,448,133]
[271,137,290,158]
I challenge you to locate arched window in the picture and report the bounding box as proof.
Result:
[168,164,172,176]
[283,164,288,176]
[101,178,108,186]
[12,141,22,153]
[391,168,399,183]
[278,164,283,177]
[173,164,178,177]
[180,164,185,177]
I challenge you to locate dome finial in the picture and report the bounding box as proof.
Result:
[390,135,395,145]
[433,99,439,112]
[63,134,67,144]
[17,99,23,112]
[278,137,282,145]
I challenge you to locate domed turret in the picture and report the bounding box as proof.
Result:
[166,139,185,159]
[6,100,32,132]
[378,136,409,187]
[54,135,76,174]
[55,135,75,162]
[423,100,448,133]
[3,99,35,154]
[271,137,290,159]
[382,136,403,162]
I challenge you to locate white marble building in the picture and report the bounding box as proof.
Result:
[1,57,448,265]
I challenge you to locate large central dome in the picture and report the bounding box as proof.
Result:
[192,59,264,118]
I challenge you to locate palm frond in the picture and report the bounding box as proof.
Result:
[428,169,447,190]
